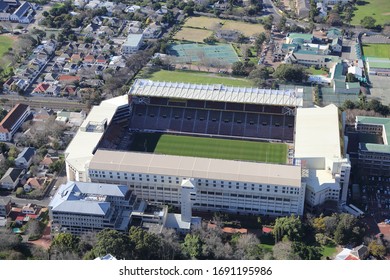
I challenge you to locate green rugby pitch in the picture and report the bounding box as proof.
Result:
[154,134,287,163]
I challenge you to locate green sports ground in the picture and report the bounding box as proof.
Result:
[130,133,287,164]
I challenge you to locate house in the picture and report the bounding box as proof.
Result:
[327,28,342,40]
[125,5,140,13]
[121,33,144,55]
[23,177,45,192]
[15,147,35,168]
[22,203,37,214]
[46,83,61,96]
[108,55,126,69]
[95,54,107,65]
[2,77,15,92]
[10,1,33,23]
[33,108,54,122]
[331,38,342,53]
[58,75,81,85]
[33,82,50,94]
[335,245,369,260]
[0,197,11,218]
[0,103,30,142]
[62,85,77,96]
[296,0,310,19]
[40,154,58,169]
[44,72,58,82]
[70,53,82,63]
[128,20,142,34]
[143,23,162,39]
[83,54,95,65]
[0,168,24,190]
[62,62,78,74]
[92,16,104,26]
[56,53,70,63]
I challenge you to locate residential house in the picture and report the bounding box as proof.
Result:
[46,84,61,96]
[56,53,70,63]
[44,72,58,82]
[62,85,77,97]
[83,54,95,65]
[2,77,15,93]
[62,63,78,74]
[0,197,11,218]
[296,0,310,19]
[22,203,37,214]
[15,147,35,169]
[142,23,162,39]
[0,103,30,141]
[39,154,58,170]
[0,12,10,21]
[33,108,54,122]
[331,38,342,54]
[98,25,114,36]
[125,5,140,13]
[10,1,33,23]
[85,0,100,10]
[108,55,126,69]
[92,16,104,26]
[33,82,50,94]
[121,33,144,55]
[320,0,350,5]
[0,168,24,190]
[335,244,369,260]
[128,21,142,34]
[70,53,83,63]
[23,177,45,192]
[95,54,107,65]
[58,75,81,86]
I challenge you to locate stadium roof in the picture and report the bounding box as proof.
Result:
[65,95,128,172]
[49,181,128,215]
[294,104,342,169]
[356,116,390,153]
[89,150,303,188]
[129,79,304,107]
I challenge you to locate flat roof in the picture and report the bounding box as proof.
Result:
[356,116,390,153]
[123,33,143,47]
[89,149,303,187]
[65,95,128,171]
[295,104,342,162]
[305,169,338,192]
[129,79,304,107]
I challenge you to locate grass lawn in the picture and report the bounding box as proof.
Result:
[0,35,14,58]
[321,244,337,259]
[145,69,254,87]
[154,135,288,163]
[173,28,213,43]
[306,67,328,75]
[351,0,390,26]
[362,44,390,59]
[184,16,265,37]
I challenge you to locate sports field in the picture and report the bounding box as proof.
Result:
[184,16,265,37]
[362,44,390,59]
[174,27,213,43]
[153,134,287,163]
[147,70,253,87]
[351,0,390,26]
[0,35,14,58]
[168,43,239,64]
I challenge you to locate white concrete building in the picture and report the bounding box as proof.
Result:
[121,33,144,55]
[294,104,351,208]
[88,150,306,217]
[64,95,129,182]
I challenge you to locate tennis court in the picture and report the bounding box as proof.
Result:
[167,43,240,64]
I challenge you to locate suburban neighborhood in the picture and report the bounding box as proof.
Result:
[0,0,389,263]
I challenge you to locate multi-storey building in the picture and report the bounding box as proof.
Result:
[0,103,30,141]
[355,116,390,177]
[295,104,351,209]
[88,150,306,216]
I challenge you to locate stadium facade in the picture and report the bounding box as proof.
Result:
[64,80,349,224]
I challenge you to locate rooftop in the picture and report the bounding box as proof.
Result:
[65,95,128,172]
[89,149,303,187]
[356,116,390,153]
[49,181,128,215]
[129,79,304,107]
[123,33,143,47]
[295,104,342,168]
[0,103,29,133]
[287,33,313,42]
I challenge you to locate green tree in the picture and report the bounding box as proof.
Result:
[272,241,301,260]
[273,215,303,242]
[292,242,322,260]
[368,240,386,258]
[346,73,358,82]
[360,16,377,29]
[93,229,132,260]
[274,64,307,83]
[182,234,203,259]
[128,227,162,259]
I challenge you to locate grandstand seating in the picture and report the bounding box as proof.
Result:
[129,101,296,142]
